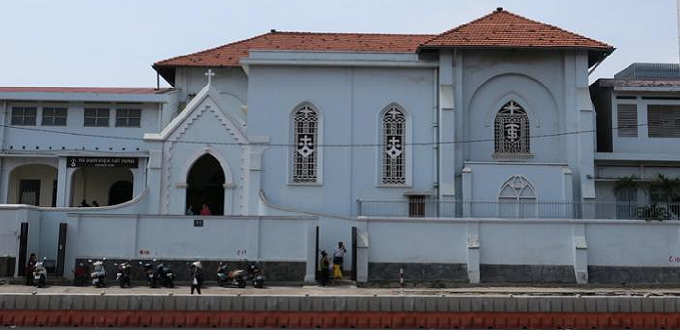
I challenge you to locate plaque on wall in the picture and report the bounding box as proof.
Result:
[67,157,138,168]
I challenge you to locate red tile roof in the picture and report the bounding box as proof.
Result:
[0,87,170,94]
[154,32,435,68]
[420,8,612,50]
[153,8,613,85]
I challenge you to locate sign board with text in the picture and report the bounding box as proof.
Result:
[67,157,138,168]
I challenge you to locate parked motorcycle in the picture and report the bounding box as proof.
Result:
[216,262,247,288]
[247,262,265,288]
[33,257,47,288]
[155,260,175,288]
[89,258,107,288]
[141,259,174,288]
[115,261,132,288]
[140,261,156,287]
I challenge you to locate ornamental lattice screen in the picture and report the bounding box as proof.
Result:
[382,107,406,185]
[292,105,318,183]
[494,101,530,155]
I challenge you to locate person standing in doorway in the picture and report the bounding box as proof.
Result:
[25,253,37,285]
[199,204,211,216]
[333,242,347,275]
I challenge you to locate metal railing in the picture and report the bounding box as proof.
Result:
[356,199,680,220]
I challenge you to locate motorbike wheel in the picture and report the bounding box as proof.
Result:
[167,279,174,288]
[237,277,246,288]
[37,275,46,288]
[119,280,125,288]
[254,280,264,289]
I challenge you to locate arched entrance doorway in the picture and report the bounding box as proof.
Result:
[186,154,225,215]
[70,167,133,206]
[8,164,58,206]
[108,180,133,205]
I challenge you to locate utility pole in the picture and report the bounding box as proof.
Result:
[678,0,680,62]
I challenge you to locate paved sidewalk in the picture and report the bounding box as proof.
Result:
[2,283,680,296]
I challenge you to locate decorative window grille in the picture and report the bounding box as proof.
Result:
[292,105,318,183]
[42,107,67,126]
[494,101,530,155]
[11,107,36,126]
[647,105,680,138]
[617,104,637,137]
[382,106,406,185]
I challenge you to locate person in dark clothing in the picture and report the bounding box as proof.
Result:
[25,253,37,285]
[190,261,204,295]
[319,251,330,287]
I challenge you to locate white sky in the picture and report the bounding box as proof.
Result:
[0,0,677,87]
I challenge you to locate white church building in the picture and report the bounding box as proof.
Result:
[2,8,679,285]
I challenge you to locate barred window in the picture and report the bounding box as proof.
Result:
[84,108,109,127]
[292,105,318,183]
[647,105,680,138]
[11,107,36,126]
[494,101,530,155]
[42,107,67,126]
[382,106,406,185]
[115,109,141,127]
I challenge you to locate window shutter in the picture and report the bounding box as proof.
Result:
[647,105,663,137]
[648,105,680,138]
[617,104,637,137]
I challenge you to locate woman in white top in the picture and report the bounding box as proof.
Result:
[333,241,347,274]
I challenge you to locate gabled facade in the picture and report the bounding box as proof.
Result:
[0,8,628,282]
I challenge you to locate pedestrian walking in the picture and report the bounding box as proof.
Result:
[190,261,204,295]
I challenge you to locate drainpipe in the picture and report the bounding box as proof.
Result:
[433,68,440,217]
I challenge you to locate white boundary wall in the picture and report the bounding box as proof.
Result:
[357,217,680,283]
[0,197,317,282]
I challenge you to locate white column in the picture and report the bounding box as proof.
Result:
[461,166,472,217]
[146,148,163,214]
[131,158,146,199]
[56,157,68,207]
[438,51,456,202]
[466,221,480,284]
[304,219,317,283]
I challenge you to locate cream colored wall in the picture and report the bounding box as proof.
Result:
[70,167,133,206]
[8,164,58,206]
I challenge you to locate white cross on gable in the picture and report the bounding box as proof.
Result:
[205,69,215,85]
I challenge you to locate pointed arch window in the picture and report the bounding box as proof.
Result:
[292,105,319,183]
[382,106,406,185]
[498,175,538,218]
[494,101,530,156]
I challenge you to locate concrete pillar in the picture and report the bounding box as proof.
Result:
[131,158,146,199]
[246,136,269,214]
[146,148,163,214]
[572,223,588,284]
[462,166,472,217]
[438,51,456,202]
[355,218,369,283]
[304,220,317,283]
[466,221,480,283]
[55,157,68,207]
